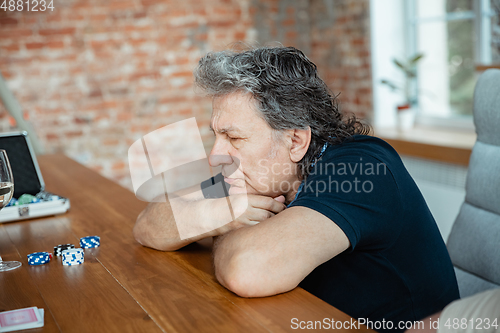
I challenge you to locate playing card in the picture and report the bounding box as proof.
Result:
[0,307,44,332]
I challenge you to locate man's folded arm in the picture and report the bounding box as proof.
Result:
[213,206,350,297]
[133,179,287,252]
[133,184,219,251]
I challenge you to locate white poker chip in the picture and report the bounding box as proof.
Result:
[61,248,85,266]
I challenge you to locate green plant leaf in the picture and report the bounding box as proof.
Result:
[393,59,407,70]
[380,79,399,91]
[409,53,424,64]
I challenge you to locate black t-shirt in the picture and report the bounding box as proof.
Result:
[202,135,459,332]
[289,135,459,331]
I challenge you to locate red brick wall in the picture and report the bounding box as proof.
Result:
[309,0,372,121]
[0,0,371,191]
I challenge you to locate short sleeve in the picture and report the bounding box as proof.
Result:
[290,152,403,252]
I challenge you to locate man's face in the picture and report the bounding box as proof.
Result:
[209,92,298,197]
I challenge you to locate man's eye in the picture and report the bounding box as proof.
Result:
[227,136,240,141]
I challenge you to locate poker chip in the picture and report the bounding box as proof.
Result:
[80,235,100,248]
[62,258,84,266]
[54,244,75,256]
[6,198,17,207]
[61,248,84,257]
[27,252,50,266]
[28,236,99,268]
[62,248,84,266]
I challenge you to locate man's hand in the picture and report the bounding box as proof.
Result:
[214,194,286,234]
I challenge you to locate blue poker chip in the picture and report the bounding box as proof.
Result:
[80,236,100,248]
[6,198,17,207]
[27,251,50,266]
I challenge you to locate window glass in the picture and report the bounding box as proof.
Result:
[448,19,476,115]
[492,0,500,63]
[417,0,473,18]
[446,0,473,14]
[415,0,475,117]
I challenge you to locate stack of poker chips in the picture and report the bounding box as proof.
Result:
[53,244,75,257]
[61,248,84,266]
[80,235,100,248]
[27,252,50,266]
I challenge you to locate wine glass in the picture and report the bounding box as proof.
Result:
[0,149,21,271]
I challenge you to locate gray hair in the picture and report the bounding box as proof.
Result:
[194,46,369,177]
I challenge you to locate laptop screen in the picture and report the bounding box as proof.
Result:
[0,132,42,198]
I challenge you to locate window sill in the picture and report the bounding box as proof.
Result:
[373,125,476,166]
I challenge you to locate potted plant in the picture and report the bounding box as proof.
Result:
[381,53,424,130]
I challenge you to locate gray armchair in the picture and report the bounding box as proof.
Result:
[446,69,500,298]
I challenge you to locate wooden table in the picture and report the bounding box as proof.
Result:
[0,154,373,332]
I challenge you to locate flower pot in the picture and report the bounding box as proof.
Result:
[397,104,416,131]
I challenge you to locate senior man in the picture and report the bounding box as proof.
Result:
[133,46,459,332]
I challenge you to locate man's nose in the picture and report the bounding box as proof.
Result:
[209,140,233,167]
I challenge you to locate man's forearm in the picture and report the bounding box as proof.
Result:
[134,192,286,252]
[212,225,286,298]
[133,198,217,251]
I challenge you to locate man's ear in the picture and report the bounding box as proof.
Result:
[288,128,311,163]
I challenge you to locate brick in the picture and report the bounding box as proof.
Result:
[3,29,32,38]
[130,124,151,133]
[111,161,126,170]
[46,133,59,141]
[25,42,44,50]
[208,20,236,28]
[88,89,102,98]
[74,116,92,124]
[90,14,108,22]
[116,112,132,122]
[131,71,160,80]
[134,11,147,19]
[108,1,136,10]
[46,15,63,24]
[46,40,65,49]
[1,70,14,78]
[286,31,298,39]
[123,24,154,32]
[39,28,76,36]
[2,44,20,52]
[233,31,246,40]
[140,0,165,7]
[0,18,18,26]
[103,138,120,146]
[22,17,37,25]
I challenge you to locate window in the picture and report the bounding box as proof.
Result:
[407,0,500,118]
